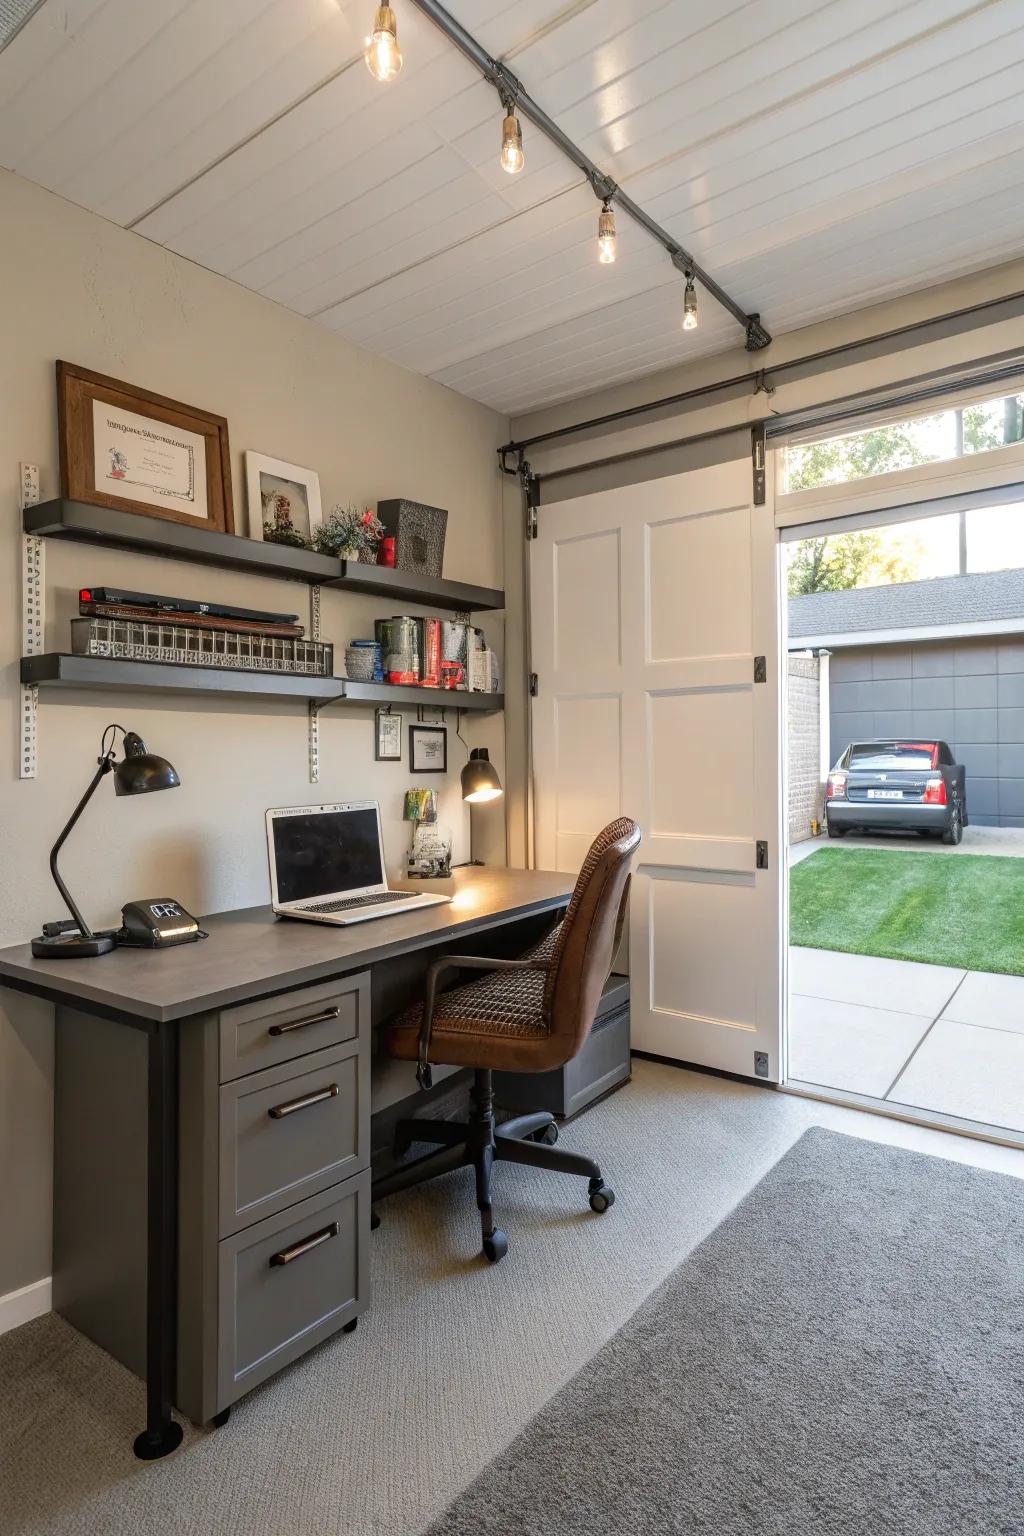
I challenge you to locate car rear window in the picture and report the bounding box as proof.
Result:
[849,743,938,770]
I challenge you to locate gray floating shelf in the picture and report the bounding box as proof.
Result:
[23,499,505,611]
[21,654,504,711]
[341,681,503,711]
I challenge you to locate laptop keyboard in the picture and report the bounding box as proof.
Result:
[297,891,414,915]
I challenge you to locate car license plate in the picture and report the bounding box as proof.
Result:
[867,789,903,800]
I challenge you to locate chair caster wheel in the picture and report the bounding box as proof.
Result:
[210,1407,231,1428]
[533,1122,559,1145]
[483,1229,508,1263]
[588,1182,615,1213]
[342,1317,358,1333]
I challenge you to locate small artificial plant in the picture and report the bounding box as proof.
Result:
[312,504,384,562]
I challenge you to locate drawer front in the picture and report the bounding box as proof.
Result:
[218,1171,369,1407]
[219,1039,369,1236]
[219,972,368,1082]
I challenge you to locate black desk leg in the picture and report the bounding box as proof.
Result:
[133,1019,184,1461]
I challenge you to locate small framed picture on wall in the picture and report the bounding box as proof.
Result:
[375,708,403,761]
[409,725,447,773]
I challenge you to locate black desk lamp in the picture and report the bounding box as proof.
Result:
[460,747,503,866]
[32,724,180,959]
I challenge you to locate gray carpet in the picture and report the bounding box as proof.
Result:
[426,1127,1024,1536]
[3,1067,1024,1536]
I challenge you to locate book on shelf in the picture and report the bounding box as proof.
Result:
[81,601,304,638]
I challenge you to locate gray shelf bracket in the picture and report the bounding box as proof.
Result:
[308,585,323,783]
[20,463,42,779]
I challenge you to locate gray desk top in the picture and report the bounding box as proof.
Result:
[0,867,574,1024]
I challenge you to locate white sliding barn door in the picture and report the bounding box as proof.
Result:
[531,460,782,1081]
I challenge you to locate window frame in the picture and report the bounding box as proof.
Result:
[774,376,1024,529]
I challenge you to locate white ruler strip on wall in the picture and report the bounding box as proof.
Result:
[20,462,42,780]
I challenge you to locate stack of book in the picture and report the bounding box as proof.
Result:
[71,587,334,677]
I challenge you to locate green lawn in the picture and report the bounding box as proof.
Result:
[790,848,1024,977]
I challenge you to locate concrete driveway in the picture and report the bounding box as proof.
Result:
[789,946,1024,1136]
[789,825,1024,866]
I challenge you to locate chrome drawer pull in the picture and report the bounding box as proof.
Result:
[269,1221,340,1267]
[268,1006,340,1037]
[268,1083,339,1119]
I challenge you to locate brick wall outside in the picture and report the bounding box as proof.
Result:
[788,654,823,843]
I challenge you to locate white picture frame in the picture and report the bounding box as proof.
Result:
[246,452,323,546]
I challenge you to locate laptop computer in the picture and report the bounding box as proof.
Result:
[266,802,450,926]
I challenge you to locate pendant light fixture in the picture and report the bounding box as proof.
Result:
[682,271,698,330]
[365,0,770,350]
[499,95,525,174]
[597,200,616,264]
[364,3,403,81]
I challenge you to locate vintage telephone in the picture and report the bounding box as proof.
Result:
[117,899,205,948]
[40,898,205,951]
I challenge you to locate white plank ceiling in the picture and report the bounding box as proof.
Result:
[2,0,1024,416]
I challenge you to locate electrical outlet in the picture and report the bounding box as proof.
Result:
[754,1051,770,1078]
[19,462,40,508]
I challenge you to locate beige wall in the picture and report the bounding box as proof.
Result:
[0,169,509,1298]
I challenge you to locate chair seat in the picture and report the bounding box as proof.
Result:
[387,926,561,1072]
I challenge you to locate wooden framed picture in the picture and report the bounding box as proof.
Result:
[57,361,234,533]
[375,708,403,761]
[246,451,323,547]
[409,724,447,773]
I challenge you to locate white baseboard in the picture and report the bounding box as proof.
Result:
[0,1276,52,1336]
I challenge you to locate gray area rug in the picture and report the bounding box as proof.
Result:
[426,1127,1024,1536]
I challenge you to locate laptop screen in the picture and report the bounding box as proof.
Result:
[271,806,384,904]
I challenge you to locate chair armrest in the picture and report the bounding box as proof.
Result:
[415,954,552,1089]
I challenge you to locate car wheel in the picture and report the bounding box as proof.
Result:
[942,805,963,846]
[826,822,847,838]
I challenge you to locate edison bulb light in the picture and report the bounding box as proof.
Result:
[365,5,402,82]
[682,275,698,330]
[597,202,616,264]
[500,112,525,174]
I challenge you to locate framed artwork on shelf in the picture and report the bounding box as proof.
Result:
[375,708,403,761]
[56,361,234,533]
[246,452,323,549]
[409,724,448,773]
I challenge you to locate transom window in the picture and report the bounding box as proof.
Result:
[781,390,1024,495]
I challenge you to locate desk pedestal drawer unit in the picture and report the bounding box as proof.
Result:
[52,971,371,1426]
[495,973,631,1119]
[0,870,576,1457]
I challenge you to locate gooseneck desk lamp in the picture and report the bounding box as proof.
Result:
[460,747,503,866]
[32,723,180,959]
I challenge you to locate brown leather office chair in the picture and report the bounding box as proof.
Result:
[375,817,641,1262]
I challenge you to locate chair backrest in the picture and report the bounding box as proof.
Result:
[543,817,641,1064]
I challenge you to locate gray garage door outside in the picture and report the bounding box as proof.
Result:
[829,636,1024,826]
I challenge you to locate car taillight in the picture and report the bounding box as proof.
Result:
[923,777,947,805]
[827,771,848,800]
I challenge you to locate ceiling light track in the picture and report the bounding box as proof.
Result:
[402,0,771,352]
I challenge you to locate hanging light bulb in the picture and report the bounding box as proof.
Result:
[499,103,525,174]
[597,200,616,264]
[682,272,698,330]
[364,4,402,82]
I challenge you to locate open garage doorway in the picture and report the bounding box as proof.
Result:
[779,389,1024,1143]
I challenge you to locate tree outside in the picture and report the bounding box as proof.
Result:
[784,398,1023,597]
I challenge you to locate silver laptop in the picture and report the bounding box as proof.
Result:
[266,802,450,926]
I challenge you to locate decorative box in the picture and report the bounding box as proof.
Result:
[376,498,448,578]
